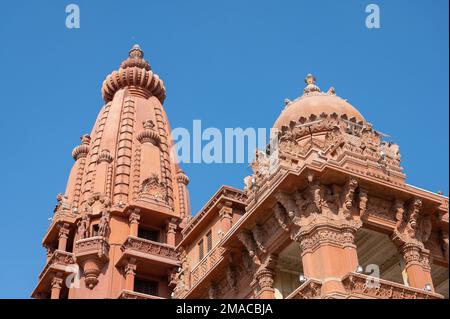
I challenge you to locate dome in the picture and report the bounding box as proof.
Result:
[101,44,166,103]
[273,74,366,129]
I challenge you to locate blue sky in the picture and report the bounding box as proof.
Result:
[0,0,448,298]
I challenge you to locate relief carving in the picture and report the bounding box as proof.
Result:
[273,178,362,251]
[394,198,432,247]
[139,174,168,204]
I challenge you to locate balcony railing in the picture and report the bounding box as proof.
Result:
[74,236,109,261]
[121,236,178,262]
[286,279,323,299]
[341,272,444,299]
[39,250,75,279]
[190,245,225,288]
[117,289,164,299]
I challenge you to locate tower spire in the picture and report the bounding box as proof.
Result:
[33,46,189,299]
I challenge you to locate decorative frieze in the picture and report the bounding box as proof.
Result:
[342,273,441,299]
[121,236,178,261]
[272,177,362,250]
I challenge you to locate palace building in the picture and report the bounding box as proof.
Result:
[32,46,449,299]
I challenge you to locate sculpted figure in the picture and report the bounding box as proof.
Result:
[243,176,253,193]
[442,232,449,260]
[97,210,110,237]
[77,214,90,239]
[54,193,70,212]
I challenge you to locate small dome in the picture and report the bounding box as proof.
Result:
[274,75,366,129]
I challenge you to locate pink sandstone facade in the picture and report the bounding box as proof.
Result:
[32,46,449,299]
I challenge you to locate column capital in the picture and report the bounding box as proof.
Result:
[295,220,361,255]
[256,268,275,287]
[58,223,70,239]
[124,259,137,276]
[255,268,276,299]
[128,208,141,224]
[399,242,432,271]
[51,273,64,290]
[166,218,178,233]
[219,201,233,219]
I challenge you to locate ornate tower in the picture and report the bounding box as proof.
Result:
[32,45,190,299]
[173,75,448,300]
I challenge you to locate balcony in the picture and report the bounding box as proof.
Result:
[286,279,323,299]
[39,250,76,279]
[117,289,164,299]
[74,236,109,261]
[190,245,225,288]
[74,236,110,289]
[119,236,179,268]
[341,272,444,299]
[32,250,76,298]
[286,273,444,299]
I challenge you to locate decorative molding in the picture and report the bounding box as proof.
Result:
[71,135,91,161]
[121,236,178,261]
[102,45,166,103]
[342,272,442,299]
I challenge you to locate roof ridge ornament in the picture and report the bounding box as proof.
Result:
[303,73,321,95]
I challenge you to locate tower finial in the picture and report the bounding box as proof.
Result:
[303,73,321,94]
[129,44,144,58]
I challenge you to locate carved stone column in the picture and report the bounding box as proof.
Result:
[296,221,361,295]
[256,268,276,299]
[399,243,434,291]
[45,245,55,263]
[57,223,70,252]
[166,218,178,246]
[124,259,137,291]
[208,282,219,299]
[176,169,190,221]
[392,198,435,291]
[219,201,233,235]
[274,178,362,296]
[50,273,63,299]
[128,208,140,237]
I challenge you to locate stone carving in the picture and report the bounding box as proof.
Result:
[290,281,322,299]
[139,174,168,204]
[394,200,405,228]
[237,230,260,264]
[342,273,439,299]
[208,282,218,299]
[226,266,238,291]
[97,209,110,238]
[303,73,321,94]
[255,268,275,290]
[358,188,369,219]
[137,120,161,145]
[74,236,110,289]
[273,178,363,252]
[252,225,266,253]
[54,193,71,213]
[243,175,253,193]
[275,178,360,230]
[394,198,431,247]
[97,149,113,164]
[273,203,290,231]
[341,178,358,220]
[381,141,401,162]
[121,236,178,260]
[102,44,166,103]
[77,213,90,240]
[441,231,449,260]
[71,134,91,161]
[241,249,254,273]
